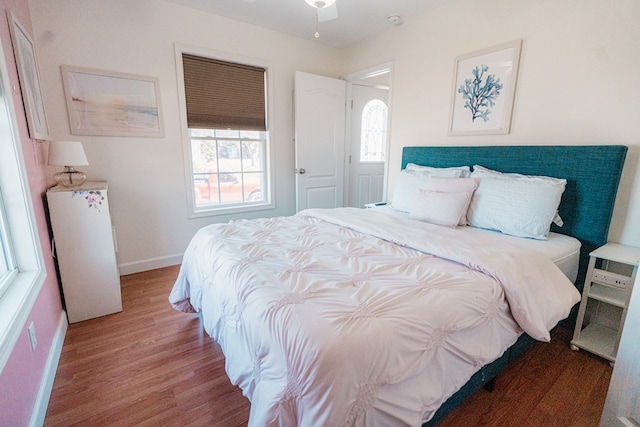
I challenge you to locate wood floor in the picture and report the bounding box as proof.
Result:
[45,265,612,426]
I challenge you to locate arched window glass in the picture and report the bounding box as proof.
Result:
[360,99,388,162]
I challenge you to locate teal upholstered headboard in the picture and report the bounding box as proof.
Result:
[401,145,628,295]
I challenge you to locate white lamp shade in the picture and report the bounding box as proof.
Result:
[48,141,89,167]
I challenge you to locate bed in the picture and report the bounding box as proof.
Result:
[170,145,627,426]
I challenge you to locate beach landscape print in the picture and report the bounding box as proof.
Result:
[62,66,164,137]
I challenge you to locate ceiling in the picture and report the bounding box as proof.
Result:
[165,0,449,48]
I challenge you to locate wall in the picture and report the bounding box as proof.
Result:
[342,0,640,247]
[29,0,344,274]
[0,0,65,425]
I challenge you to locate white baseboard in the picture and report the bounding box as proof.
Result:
[30,311,68,427]
[118,253,183,276]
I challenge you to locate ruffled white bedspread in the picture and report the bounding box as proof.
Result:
[169,208,580,426]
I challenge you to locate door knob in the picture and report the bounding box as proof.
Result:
[298,168,306,174]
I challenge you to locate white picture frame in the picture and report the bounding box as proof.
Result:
[61,65,164,137]
[7,11,51,141]
[448,40,522,136]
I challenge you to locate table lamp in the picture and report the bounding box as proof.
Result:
[48,141,89,187]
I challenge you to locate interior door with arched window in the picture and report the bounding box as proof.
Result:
[348,84,389,207]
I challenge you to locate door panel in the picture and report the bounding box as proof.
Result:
[348,84,388,207]
[356,174,384,208]
[294,71,346,211]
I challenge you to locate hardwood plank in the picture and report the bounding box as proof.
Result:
[45,266,250,427]
[45,266,612,426]
[437,327,611,427]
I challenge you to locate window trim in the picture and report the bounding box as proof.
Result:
[175,44,275,218]
[0,186,19,295]
[0,39,46,373]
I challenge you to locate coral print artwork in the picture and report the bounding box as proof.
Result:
[458,65,503,123]
[449,40,522,136]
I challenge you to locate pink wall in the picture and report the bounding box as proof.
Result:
[0,0,64,425]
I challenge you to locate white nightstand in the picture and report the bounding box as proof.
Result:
[47,182,122,323]
[570,243,640,365]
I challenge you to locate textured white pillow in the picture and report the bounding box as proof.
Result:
[471,165,565,184]
[410,190,470,227]
[425,177,478,225]
[391,166,471,213]
[406,163,471,178]
[390,170,429,213]
[467,176,566,240]
[471,165,566,227]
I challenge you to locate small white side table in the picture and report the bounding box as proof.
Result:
[570,243,640,365]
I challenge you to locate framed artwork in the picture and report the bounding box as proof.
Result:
[61,65,164,137]
[448,40,522,136]
[7,11,51,140]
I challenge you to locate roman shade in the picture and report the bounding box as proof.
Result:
[182,54,266,131]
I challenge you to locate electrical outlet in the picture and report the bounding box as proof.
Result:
[592,269,630,289]
[28,321,37,351]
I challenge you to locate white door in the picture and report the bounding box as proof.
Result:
[348,85,388,207]
[294,71,346,211]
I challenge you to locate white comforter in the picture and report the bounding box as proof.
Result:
[170,208,580,426]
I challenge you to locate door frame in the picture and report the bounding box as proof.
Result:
[343,62,394,206]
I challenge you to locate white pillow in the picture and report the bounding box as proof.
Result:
[391,166,474,214]
[467,176,566,240]
[471,165,566,185]
[406,163,471,178]
[425,177,478,225]
[410,190,470,227]
[471,165,566,226]
[390,170,430,213]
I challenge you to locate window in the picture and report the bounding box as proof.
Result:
[190,128,266,208]
[180,51,271,214]
[0,40,46,372]
[360,99,388,162]
[0,188,17,297]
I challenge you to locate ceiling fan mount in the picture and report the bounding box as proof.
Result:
[304,0,336,9]
[304,0,338,38]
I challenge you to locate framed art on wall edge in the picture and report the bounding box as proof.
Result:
[448,40,522,136]
[7,11,51,141]
[61,65,164,137]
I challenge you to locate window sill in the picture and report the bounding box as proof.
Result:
[189,200,275,219]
